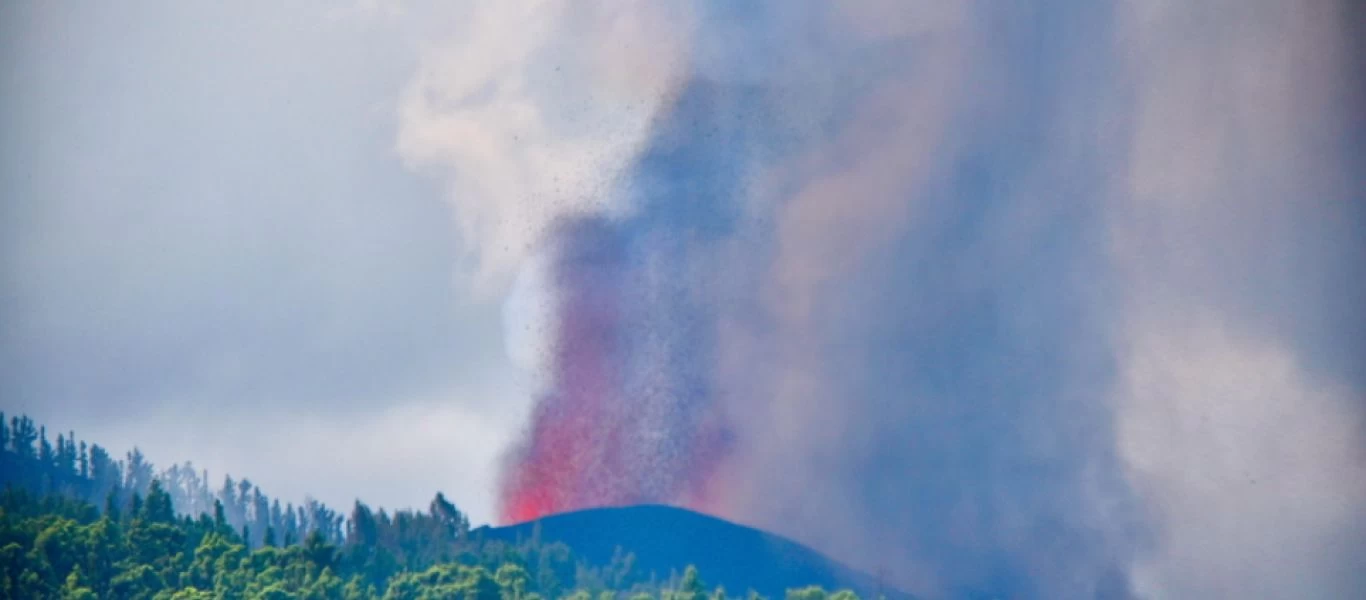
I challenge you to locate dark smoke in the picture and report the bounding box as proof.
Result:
[497,1,1365,598]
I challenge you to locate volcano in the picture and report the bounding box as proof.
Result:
[472,505,913,600]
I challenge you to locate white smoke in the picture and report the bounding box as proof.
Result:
[1108,1,1365,596]
[395,0,695,291]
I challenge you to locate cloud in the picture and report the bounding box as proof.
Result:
[0,1,533,525]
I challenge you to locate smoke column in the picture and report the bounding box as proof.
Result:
[499,79,774,521]
[402,0,1365,597]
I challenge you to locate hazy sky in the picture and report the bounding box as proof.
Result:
[1,1,535,523]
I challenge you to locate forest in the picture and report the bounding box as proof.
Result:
[0,413,863,600]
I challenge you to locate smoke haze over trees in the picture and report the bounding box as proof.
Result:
[0,414,884,600]
[0,412,352,549]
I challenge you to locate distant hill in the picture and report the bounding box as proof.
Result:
[471,505,913,600]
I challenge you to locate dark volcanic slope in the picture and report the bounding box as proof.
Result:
[471,505,911,600]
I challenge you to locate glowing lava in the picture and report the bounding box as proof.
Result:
[497,216,732,524]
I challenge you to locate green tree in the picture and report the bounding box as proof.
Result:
[144,480,176,524]
[676,566,707,600]
[0,422,871,600]
[495,563,530,600]
[60,565,97,600]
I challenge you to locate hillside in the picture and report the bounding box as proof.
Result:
[0,413,910,599]
[475,505,912,600]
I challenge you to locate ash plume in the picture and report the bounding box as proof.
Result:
[404,0,1366,597]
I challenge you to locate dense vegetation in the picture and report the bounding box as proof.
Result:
[0,414,867,600]
[0,412,349,548]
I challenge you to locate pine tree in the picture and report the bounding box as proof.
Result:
[105,489,122,523]
[270,499,284,541]
[678,566,707,600]
[124,448,152,494]
[218,476,238,528]
[56,433,76,477]
[11,416,37,458]
[144,480,175,523]
[38,426,52,465]
[213,499,229,534]
[251,486,270,548]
